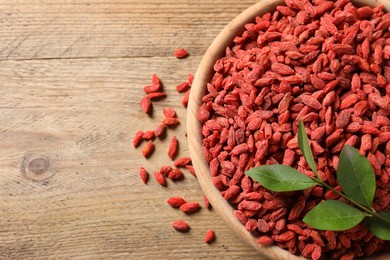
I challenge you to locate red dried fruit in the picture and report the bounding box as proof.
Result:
[143,84,160,94]
[152,74,161,86]
[203,195,211,209]
[168,168,184,180]
[142,130,155,140]
[167,197,187,208]
[154,124,166,137]
[185,165,196,177]
[133,130,144,148]
[271,62,294,75]
[331,44,355,55]
[357,6,373,19]
[163,117,180,126]
[257,219,270,233]
[153,171,166,187]
[140,97,152,113]
[188,73,194,85]
[163,108,177,118]
[142,140,154,158]
[239,200,262,211]
[182,89,190,107]
[246,219,258,231]
[168,136,179,160]
[172,220,190,232]
[174,157,192,167]
[301,94,322,110]
[176,82,190,93]
[160,166,173,176]
[288,199,305,221]
[204,229,216,244]
[234,210,247,225]
[340,94,359,109]
[258,235,274,245]
[139,167,148,184]
[224,185,241,200]
[147,92,166,100]
[174,48,189,59]
[276,5,297,17]
[179,202,201,213]
[274,230,295,242]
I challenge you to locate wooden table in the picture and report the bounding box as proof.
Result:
[0,0,268,259]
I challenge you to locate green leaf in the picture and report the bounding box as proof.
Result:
[298,119,319,177]
[245,164,317,192]
[303,200,366,231]
[364,211,390,241]
[337,145,376,208]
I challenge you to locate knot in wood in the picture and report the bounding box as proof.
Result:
[21,152,54,181]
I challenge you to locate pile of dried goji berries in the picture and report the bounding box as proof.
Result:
[198,0,390,259]
[133,49,215,245]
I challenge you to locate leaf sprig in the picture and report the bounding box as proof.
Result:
[245,119,390,240]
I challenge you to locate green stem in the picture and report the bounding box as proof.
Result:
[312,177,390,226]
[313,178,372,213]
[372,212,390,226]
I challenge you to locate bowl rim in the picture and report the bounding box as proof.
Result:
[187,0,390,259]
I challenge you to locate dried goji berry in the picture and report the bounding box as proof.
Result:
[133,130,144,148]
[176,82,190,93]
[182,89,190,107]
[179,202,201,214]
[167,136,178,161]
[168,168,184,180]
[153,171,166,187]
[142,140,154,158]
[139,167,148,184]
[203,195,211,209]
[163,117,180,126]
[204,229,215,243]
[154,123,166,137]
[167,197,187,208]
[140,97,152,113]
[174,48,189,59]
[163,107,177,118]
[172,220,190,232]
[174,157,191,167]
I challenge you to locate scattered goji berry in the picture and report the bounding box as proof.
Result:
[168,136,178,160]
[167,197,187,208]
[142,140,154,158]
[168,168,184,180]
[204,229,215,244]
[179,202,201,214]
[153,171,166,187]
[163,117,180,126]
[139,167,148,184]
[174,48,189,59]
[172,220,190,232]
[140,97,152,113]
[133,130,144,148]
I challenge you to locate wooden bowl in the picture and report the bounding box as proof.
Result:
[187,0,390,259]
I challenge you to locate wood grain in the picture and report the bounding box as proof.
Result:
[0,0,258,60]
[0,0,271,259]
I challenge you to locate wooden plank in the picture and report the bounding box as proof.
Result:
[0,0,268,258]
[0,0,257,60]
[0,51,266,259]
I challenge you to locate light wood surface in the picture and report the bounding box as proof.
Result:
[0,0,276,259]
